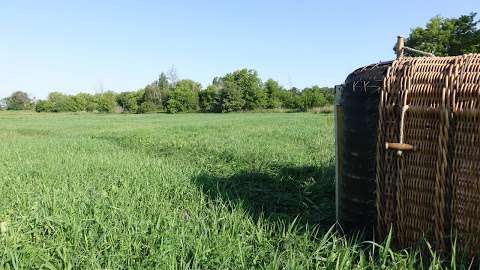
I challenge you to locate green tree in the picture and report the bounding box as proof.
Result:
[144,84,162,106]
[157,72,170,108]
[95,92,117,113]
[117,91,141,113]
[223,69,266,110]
[35,100,53,112]
[156,72,169,91]
[5,91,32,110]
[47,92,79,112]
[219,81,245,112]
[280,87,303,110]
[72,93,91,111]
[264,79,283,109]
[166,79,201,113]
[405,13,480,56]
[302,86,328,110]
[199,85,221,112]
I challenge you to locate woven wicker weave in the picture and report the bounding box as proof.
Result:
[376,54,480,253]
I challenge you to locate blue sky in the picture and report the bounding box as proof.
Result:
[0,0,478,98]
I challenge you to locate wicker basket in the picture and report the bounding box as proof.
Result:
[376,54,480,255]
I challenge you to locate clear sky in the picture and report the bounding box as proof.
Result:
[0,0,478,98]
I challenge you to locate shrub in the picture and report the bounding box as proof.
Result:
[301,86,334,111]
[199,85,220,112]
[117,91,140,113]
[86,102,97,112]
[35,100,53,112]
[138,101,156,114]
[47,92,79,112]
[72,93,90,111]
[95,92,117,113]
[280,88,303,110]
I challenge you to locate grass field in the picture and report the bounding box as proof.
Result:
[0,112,447,269]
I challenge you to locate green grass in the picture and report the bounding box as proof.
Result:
[0,111,453,269]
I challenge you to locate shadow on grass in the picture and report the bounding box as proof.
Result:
[194,164,336,231]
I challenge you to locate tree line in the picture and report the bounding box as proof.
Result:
[1,68,335,113]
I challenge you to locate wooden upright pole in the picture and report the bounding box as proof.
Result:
[396,36,405,59]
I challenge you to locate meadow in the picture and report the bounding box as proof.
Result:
[0,112,447,269]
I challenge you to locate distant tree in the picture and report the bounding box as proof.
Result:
[136,88,146,104]
[47,92,79,112]
[35,100,53,112]
[95,92,117,113]
[144,85,162,106]
[157,72,169,90]
[299,86,334,111]
[219,80,245,112]
[166,79,201,113]
[405,13,480,56]
[223,69,266,110]
[142,72,172,110]
[5,91,32,110]
[72,93,91,111]
[280,87,303,110]
[264,79,283,109]
[323,87,335,104]
[157,72,170,108]
[302,86,328,110]
[125,97,138,113]
[199,84,221,112]
[117,91,140,113]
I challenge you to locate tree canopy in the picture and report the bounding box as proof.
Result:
[4,91,32,110]
[405,13,480,56]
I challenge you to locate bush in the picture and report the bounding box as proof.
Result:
[199,85,220,112]
[280,88,303,109]
[301,86,334,111]
[96,92,117,113]
[72,93,90,111]
[86,102,97,112]
[117,91,140,113]
[138,101,156,114]
[35,100,53,112]
[47,92,79,112]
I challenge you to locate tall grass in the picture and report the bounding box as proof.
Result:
[0,112,457,269]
